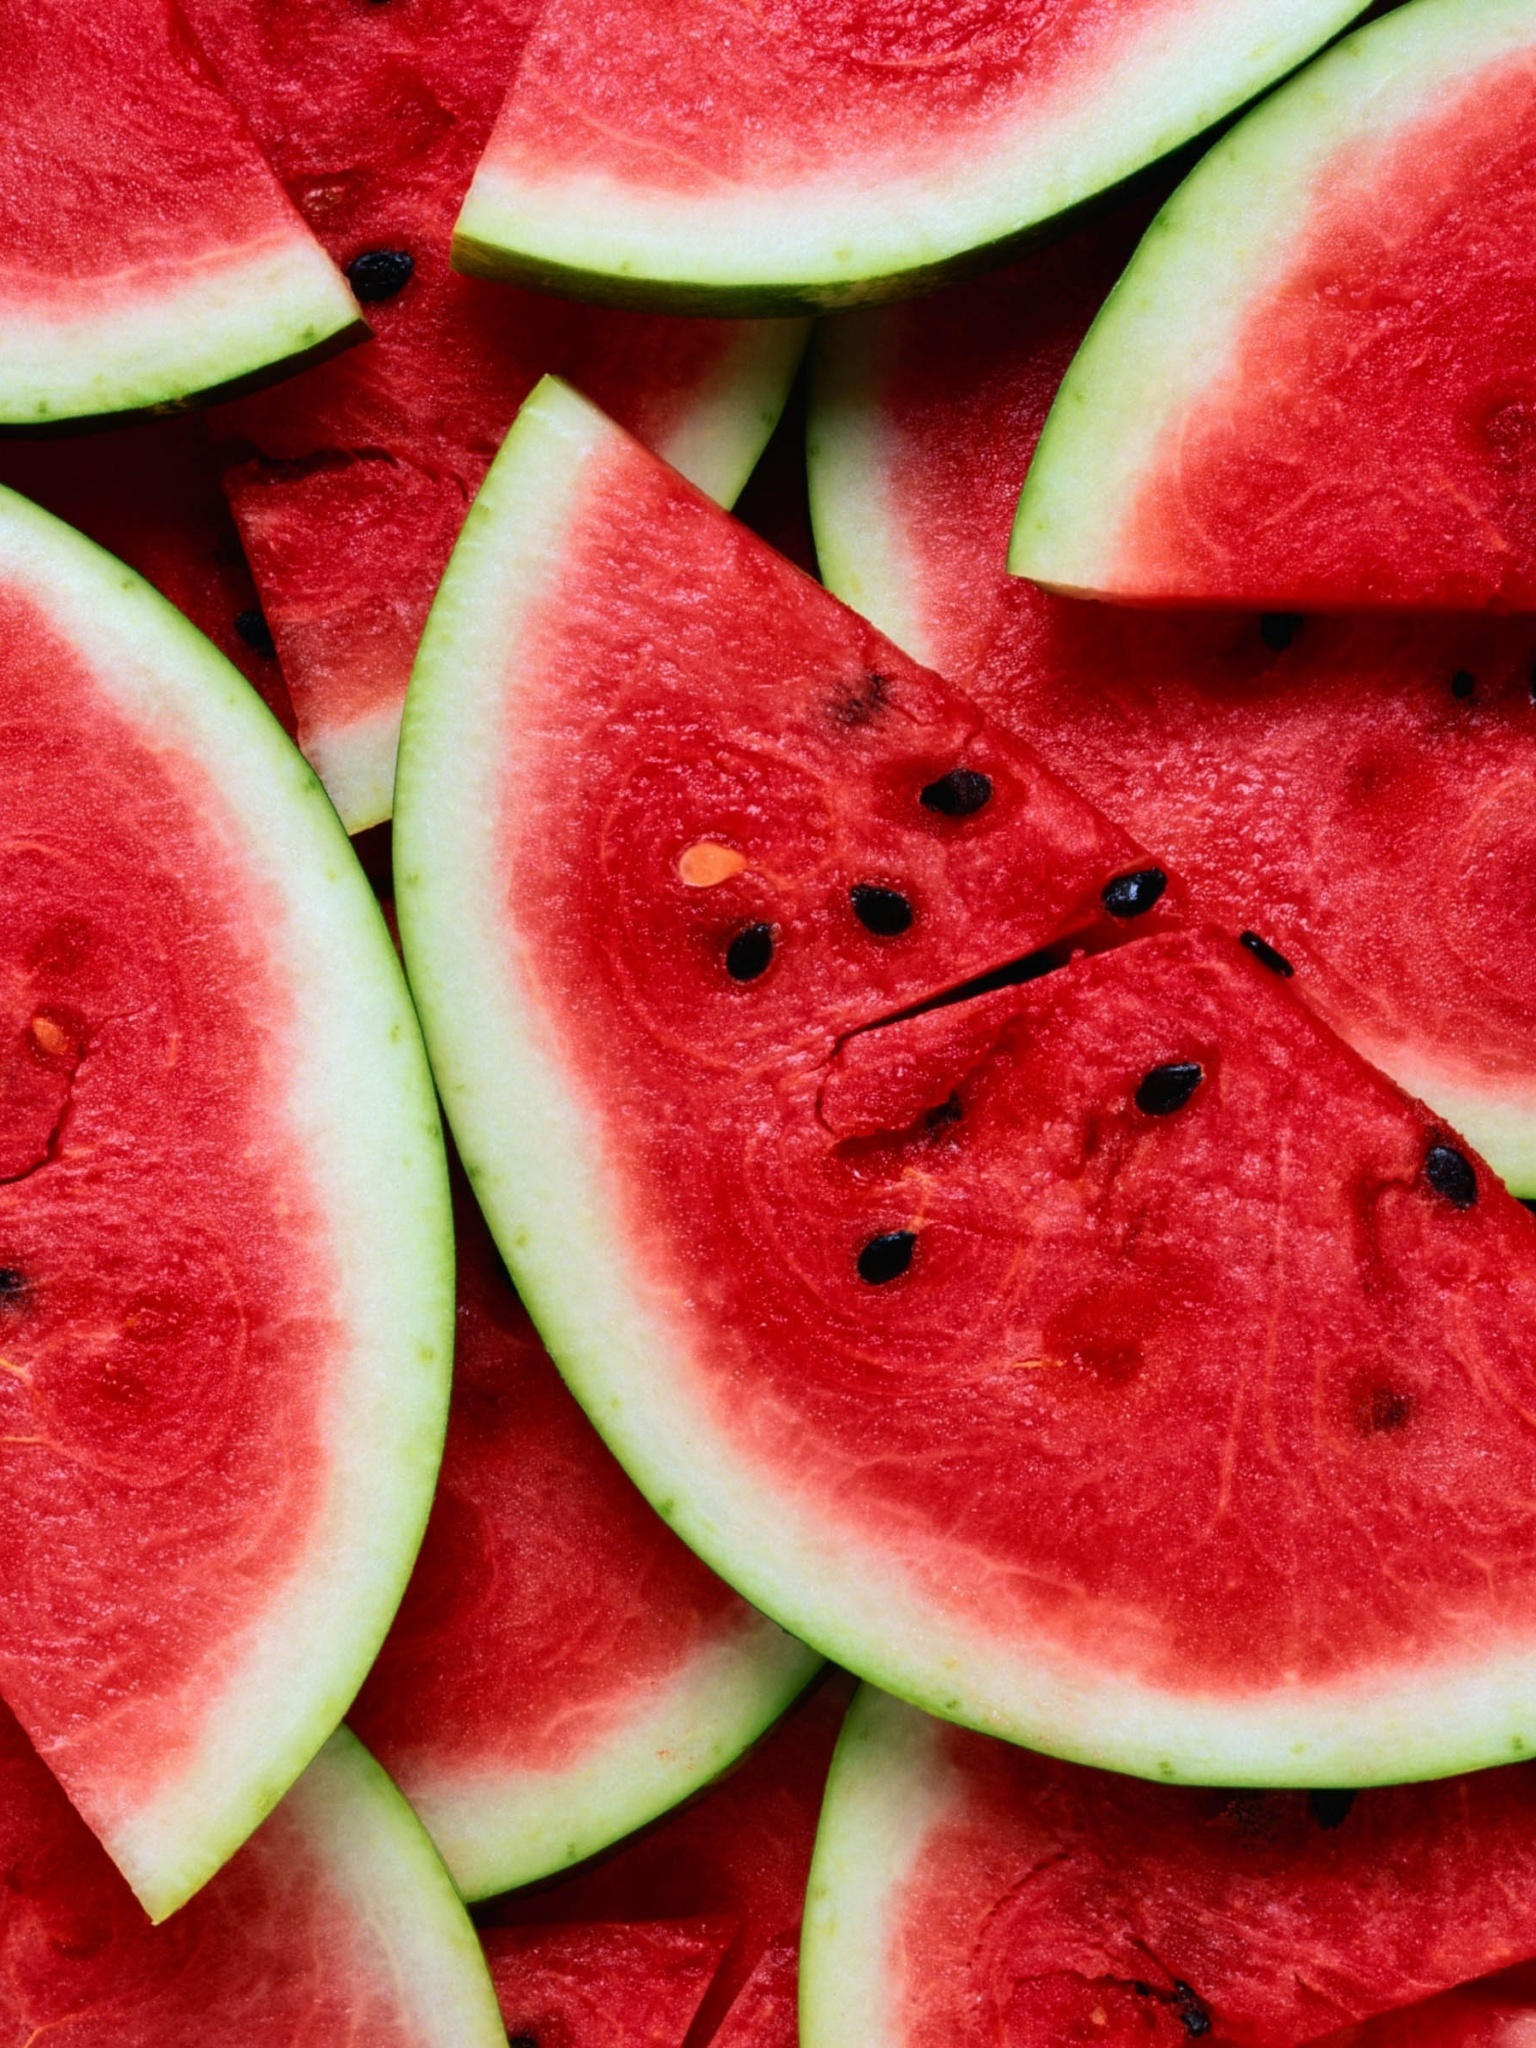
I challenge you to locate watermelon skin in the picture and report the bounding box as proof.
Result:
[483,1921,732,2048]
[803,1687,1536,2048]
[452,0,1370,314]
[347,1168,818,1902]
[185,0,806,834]
[0,485,452,1918]
[1014,0,1536,608]
[0,0,361,429]
[0,1700,505,2048]
[808,211,1536,1194]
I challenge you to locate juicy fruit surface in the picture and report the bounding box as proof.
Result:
[1324,1966,1536,2047]
[483,1921,731,2048]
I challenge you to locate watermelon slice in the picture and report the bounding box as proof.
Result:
[1013,0,1536,608]
[802,1687,1536,2048]
[184,0,806,833]
[397,375,1536,1787]
[0,0,361,429]
[348,1166,818,1902]
[483,1920,732,2048]
[0,1697,505,2047]
[452,0,1370,314]
[0,485,451,1917]
[808,208,1536,1192]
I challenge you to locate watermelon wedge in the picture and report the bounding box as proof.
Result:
[0,485,451,1917]
[397,376,1536,1787]
[0,0,361,430]
[1013,0,1536,608]
[452,0,1369,314]
[184,0,805,833]
[348,1166,818,1901]
[803,1687,1536,2048]
[808,209,1536,1193]
[483,1920,732,2048]
[0,1698,505,2048]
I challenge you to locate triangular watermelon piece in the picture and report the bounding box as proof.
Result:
[397,376,1536,1787]
[0,1697,504,2047]
[803,1687,1536,2048]
[708,1935,799,2048]
[183,0,805,831]
[348,1162,818,1902]
[0,0,360,428]
[452,0,1369,314]
[0,486,452,1917]
[482,1920,732,2048]
[1014,0,1536,609]
[808,205,1536,1192]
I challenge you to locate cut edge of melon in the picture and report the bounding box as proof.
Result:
[0,238,364,432]
[0,484,455,1920]
[451,1,1369,316]
[393,1621,820,1902]
[1010,0,1536,599]
[396,376,1536,1792]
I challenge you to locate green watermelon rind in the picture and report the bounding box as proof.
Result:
[0,484,455,1920]
[0,241,364,432]
[289,1731,508,2047]
[1011,0,1536,598]
[451,1,1371,316]
[397,375,1536,1792]
[398,1624,820,1904]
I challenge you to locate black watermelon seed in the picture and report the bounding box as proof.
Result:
[1451,669,1477,700]
[0,1269,24,1298]
[1102,868,1167,919]
[858,1231,915,1284]
[507,2038,538,2048]
[1239,930,1295,978]
[1309,1789,1357,1829]
[851,884,913,936]
[346,248,415,302]
[234,608,276,660]
[920,767,993,817]
[1136,1062,1203,1117]
[1174,1986,1213,2039]
[1425,1139,1478,1209]
[1259,613,1304,652]
[725,923,774,982]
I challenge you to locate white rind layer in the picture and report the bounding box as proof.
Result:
[453,2,1368,314]
[396,376,1536,1792]
[0,237,362,430]
[0,485,454,1919]
[1012,0,1536,597]
[398,1623,818,1902]
[290,1732,508,2047]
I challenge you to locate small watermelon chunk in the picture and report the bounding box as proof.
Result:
[348,1165,818,1902]
[0,1698,505,2048]
[709,1935,799,2048]
[803,1688,1536,2048]
[0,486,451,1917]
[452,0,1369,314]
[1014,0,1536,608]
[483,1920,732,2048]
[0,0,361,429]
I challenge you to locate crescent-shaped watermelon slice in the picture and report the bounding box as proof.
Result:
[0,485,451,1918]
[0,1699,505,2048]
[802,1687,1536,2048]
[397,377,1536,1787]
[347,1166,818,1901]
[807,209,1536,1191]
[1013,0,1536,608]
[0,0,361,430]
[451,0,1370,314]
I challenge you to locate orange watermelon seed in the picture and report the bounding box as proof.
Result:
[678,841,747,887]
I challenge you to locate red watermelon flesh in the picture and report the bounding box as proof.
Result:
[184,0,803,832]
[708,1935,799,2048]
[348,1164,817,1902]
[483,1921,732,2048]
[809,206,1536,1192]
[803,1689,1536,2048]
[1321,1966,1536,2048]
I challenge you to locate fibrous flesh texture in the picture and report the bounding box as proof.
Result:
[397,377,1536,1788]
[482,1921,732,2048]
[1014,0,1536,608]
[802,1687,1536,2048]
[348,1167,818,1901]
[185,0,805,830]
[0,484,451,1917]
[809,204,1536,1191]
[0,0,358,427]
